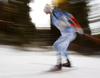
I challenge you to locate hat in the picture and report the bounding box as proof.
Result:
[44,4,52,13]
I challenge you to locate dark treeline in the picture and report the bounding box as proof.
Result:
[0,0,35,46]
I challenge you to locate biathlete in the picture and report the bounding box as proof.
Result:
[44,4,84,71]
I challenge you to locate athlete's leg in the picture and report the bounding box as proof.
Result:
[61,33,76,67]
[53,35,67,65]
[49,36,64,71]
[53,37,62,65]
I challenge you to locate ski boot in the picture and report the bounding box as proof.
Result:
[62,59,71,67]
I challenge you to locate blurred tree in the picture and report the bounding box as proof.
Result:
[0,0,36,46]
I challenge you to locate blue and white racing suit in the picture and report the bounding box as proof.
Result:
[51,8,77,58]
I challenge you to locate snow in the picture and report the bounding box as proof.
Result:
[0,45,100,78]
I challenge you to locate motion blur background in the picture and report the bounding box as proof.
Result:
[0,0,100,54]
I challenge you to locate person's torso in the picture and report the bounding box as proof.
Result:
[51,8,75,35]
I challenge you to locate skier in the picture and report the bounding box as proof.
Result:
[44,4,84,71]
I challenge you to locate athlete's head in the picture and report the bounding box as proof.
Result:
[44,4,52,14]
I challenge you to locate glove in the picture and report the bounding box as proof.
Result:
[77,28,84,35]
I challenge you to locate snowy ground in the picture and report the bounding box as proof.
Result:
[0,45,100,78]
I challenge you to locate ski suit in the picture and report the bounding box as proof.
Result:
[51,8,83,58]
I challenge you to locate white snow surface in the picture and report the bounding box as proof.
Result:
[0,45,100,78]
